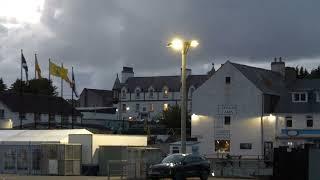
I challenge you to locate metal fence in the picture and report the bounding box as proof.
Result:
[105,160,152,180]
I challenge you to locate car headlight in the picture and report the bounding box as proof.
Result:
[169,163,174,167]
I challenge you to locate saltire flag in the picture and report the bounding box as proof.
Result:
[35,54,42,79]
[70,67,78,98]
[21,51,28,82]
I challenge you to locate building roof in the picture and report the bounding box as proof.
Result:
[112,74,121,90]
[231,62,286,95]
[80,88,113,107]
[0,129,92,144]
[288,79,320,91]
[122,75,209,92]
[0,92,81,115]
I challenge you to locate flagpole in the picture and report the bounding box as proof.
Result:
[48,58,51,129]
[71,66,74,129]
[20,49,23,129]
[61,63,63,98]
[34,53,37,79]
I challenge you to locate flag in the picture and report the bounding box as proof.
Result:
[70,67,78,98]
[49,61,71,83]
[49,61,61,77]
[61,64,71,84]
[35,54,42,79]
[21,51,28,82]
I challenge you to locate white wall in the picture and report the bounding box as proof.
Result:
[192,62,264,157]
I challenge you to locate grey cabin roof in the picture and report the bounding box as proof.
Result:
[231,62,285,95]
[121,75,209,92]
[0,92,81,115]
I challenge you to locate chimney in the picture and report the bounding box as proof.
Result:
[271,57,285,76]
[207,63,215,76]
[121,66,134,83]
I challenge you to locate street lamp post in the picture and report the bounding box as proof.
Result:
[168,38,198,154]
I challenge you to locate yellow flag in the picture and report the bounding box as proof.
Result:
[49,61,61,77]
[61,65,71,83]
[35,54,42,79]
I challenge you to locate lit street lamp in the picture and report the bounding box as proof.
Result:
[167,38,198,153]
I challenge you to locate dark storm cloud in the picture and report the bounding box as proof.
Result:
[1,0,320,93]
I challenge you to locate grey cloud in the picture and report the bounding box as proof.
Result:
[1,0,320,92]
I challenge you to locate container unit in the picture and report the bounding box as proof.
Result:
[98,146,128,176]
[126,147,162,179]
[0,144,41,175]
[40,143,81,175]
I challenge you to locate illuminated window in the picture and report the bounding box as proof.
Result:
[163,87,169,98]
[215,140,230,152]
[149,104,154,112]
[163,103,169,111]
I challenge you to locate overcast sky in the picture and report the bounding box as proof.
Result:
[0,0,320,98]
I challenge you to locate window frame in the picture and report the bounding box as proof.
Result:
[135,88,141,99]
[240,143,252,150]
[149,88,154,98]
[286,116,293,127]
[306,115,313,127]
[122,104,127,111]
[292,92,308,103]
[135,103,140,112]
[149,103,154,112]
[121,88,126,99]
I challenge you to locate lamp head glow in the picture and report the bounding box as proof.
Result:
[126,107,130,111]
[169,38,183,50]
[190,40,199,48]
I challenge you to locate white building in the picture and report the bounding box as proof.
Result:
[192,59,320,159]
[0,93,81,129]
[112,66,212,123]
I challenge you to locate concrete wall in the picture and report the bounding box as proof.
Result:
[192,62,264,157]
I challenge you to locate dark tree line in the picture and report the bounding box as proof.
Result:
[295,65,320,79]
[0,78,57,96]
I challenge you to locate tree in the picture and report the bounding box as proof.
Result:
[308,65,320,79]
[0,78,7,92]
[161,105,191,129]
[9,78,57,96]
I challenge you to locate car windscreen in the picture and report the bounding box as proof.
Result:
[162,154,185,163]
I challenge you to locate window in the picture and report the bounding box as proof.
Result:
[0,109,4,119]
[142,107,146,112]
[215,140,230,152]
[224,116,231,125]
[121,89,126,99]
[163,103,169,111]
[49,113,55,122]
[172,146,179,154]
[240,143,252,149]
[226,77,231,84]
[316,92,320,102]
[122,104,127,111]
[135,88,140,99]
[19,112,26,120]
[149,88,154,98]
[61,115,69,124]
[34,113,41,122]
[4,149,16,170]
[163,87,169,98]
[286,116,292,127]
[149,104,154,112]
[135,104,140,112]
[32,149,41,170]
[306,115,313,127]
[17,149,28,170]
[292,92,308,102]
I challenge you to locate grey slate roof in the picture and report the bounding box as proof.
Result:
[231,62,286,95]
[287,79,320,91]
[122,75,209,92]
[0,92,81,115]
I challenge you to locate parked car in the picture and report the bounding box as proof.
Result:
[147,153,211,180]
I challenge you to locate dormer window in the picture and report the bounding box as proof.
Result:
[121,89,126,99]
[135,88,141,99]
[292,92,308,102]
[149,88,154,98]
[163,87,169,98]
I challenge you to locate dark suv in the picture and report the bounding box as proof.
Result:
[147,153,211,180]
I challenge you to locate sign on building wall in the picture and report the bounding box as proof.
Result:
[217,105,237,115]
